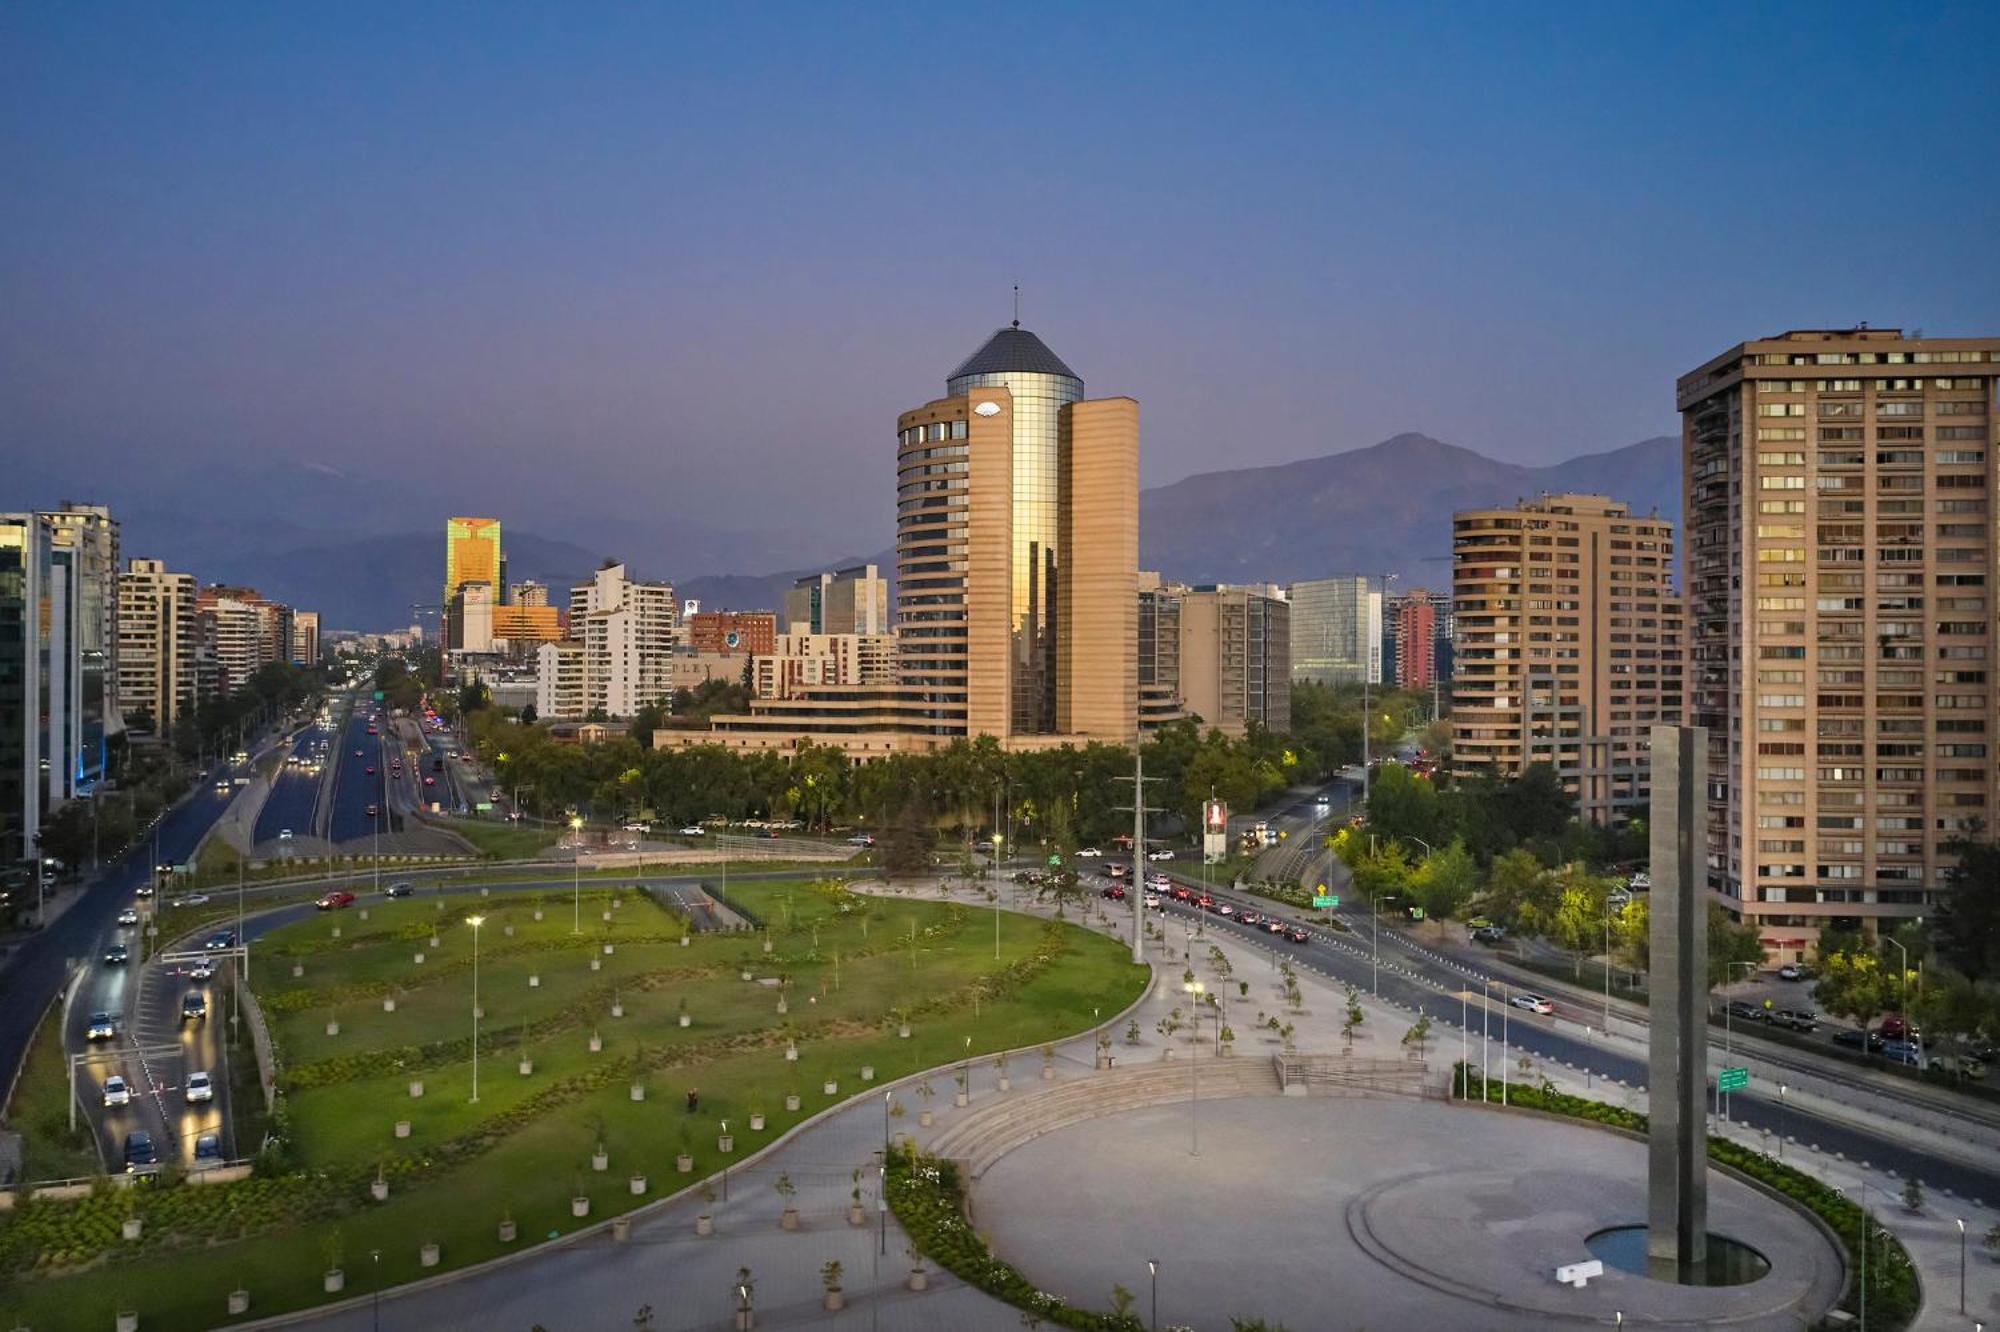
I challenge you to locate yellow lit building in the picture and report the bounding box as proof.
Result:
[444,517,502,611]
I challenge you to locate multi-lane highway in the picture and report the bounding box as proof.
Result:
[328,709,394,844]
[253,724,331,848]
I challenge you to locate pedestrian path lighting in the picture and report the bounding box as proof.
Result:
[570,815,585,933]
[467,914,486,1103]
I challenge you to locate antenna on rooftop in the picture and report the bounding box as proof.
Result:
[1012,284,1020,329]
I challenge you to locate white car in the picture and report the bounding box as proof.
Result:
[623,821,651,833]
[189,958,216,981]
[117,908,140,926]
[1077,847,1103,858]
[102,1075,131,1108]
[185,1071,214,1104]
[1510,993,1556,1016]
[1142,893,1162,910]
[1627,872,1651,891]
[1147,849,1174,861]
[680,826,707,836]
[172,893,211,907]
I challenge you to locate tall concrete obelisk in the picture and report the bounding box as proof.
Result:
[1647,724,1708,1277]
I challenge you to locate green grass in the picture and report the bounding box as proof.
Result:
[0,879,1145,1330]
[2,1002,103,1183]
[437,818,562,860]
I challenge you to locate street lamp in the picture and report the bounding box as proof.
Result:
[570,815,584,933]
[1147,1259,1158,1332]
[467,914,486,1103]
[1182,979,1203,1155]
[1883,936,1911,1016]
[1959,1217,1968,1315]
[1372,893,1399,996]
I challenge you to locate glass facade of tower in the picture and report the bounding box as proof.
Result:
[945,363,1083,733]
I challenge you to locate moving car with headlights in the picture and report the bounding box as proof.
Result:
[315,890,356,910]
[180,991,207,1023]
[1510,993,1555,1016]
[185,1070,214,1103]
[104,944,129,965]
[116,907,139,926]
[102,1074,131,1107]
[87,1011,116,1041]
[123,1131,158,1172]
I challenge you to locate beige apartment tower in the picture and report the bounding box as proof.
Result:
[1680,328,2000,957]
[667,325,1140,755]
[117,558,199,730]
[1451,493,1683,824]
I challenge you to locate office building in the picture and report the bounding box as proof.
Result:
[1288,576,1383,685]
[786,564,889,636]
[510,580,550,608]
[447,582,495,656]
[1138,579,1289,735]
[491,604,563,646]
[1451,493,1682,825]
[0,515,49,865]
[291,609,320,666]
[118,558,199,730]
[444,518,502,641]
[1680,327,2000,956]
[687,610,776,658]
[752,632,898,700]
[534,640,585,720]
[664,324,1140,756]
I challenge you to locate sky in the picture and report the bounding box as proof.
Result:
[4,2,1997,566]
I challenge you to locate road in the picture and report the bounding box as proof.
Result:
[327,708,395,845]
[253,724,331,848]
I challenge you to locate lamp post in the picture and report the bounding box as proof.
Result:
[1147,1259,1158,1332]
[570,815,584,933]
[1958,1217,1967,1315]
[1883,936,1911,1015]
[1182,979,1204,1156]
[467,914,486,1103]
[1481,978,1490,1103]
[1371,893,1398,996]
[371,1248,382,1332]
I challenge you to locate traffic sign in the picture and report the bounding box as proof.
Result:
[1312,894,1339,908]
[373,690,385,701]
[1718,1066,1749,1093]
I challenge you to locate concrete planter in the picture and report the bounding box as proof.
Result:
[717,1134,734,1153]
[779,1207,799,1231]
[679,1013,692,1028]
[498,1219,517,1242]
[590,959,602,972]
[919,1110,934,1127]
[629,1174,647,1195]
[330,926,341,939]
[1042,1065,1055,1081]
[907,1269,928,1292]
[413,953,425,965]
[603,910,613,922]
[612,1216,631,1242]
[848,1203,866,1226]
[359,909,369,920]
[603,943,614,955]
[429,936,439,948]
[394,1120,411,1139]
[370,1178,389,1202]
[519,1059,534,1076]
[762,939,773,953]
[611,1003,624,1018]
[528,975,539,988]
[785,1045,799,1062]
[570,1197,590,1219]
[382,997,396,1013]
[677,1153,694,1173]
[589,1034,602,1052]
[409,1080,424,1098]
[996,1076,1010,1092]
[954,1092,968,1108]
[228,1289,251,1314]
[680,935,690,948]
[749,1113,765,1131]
[741,969,755,981]
[775,998,787,1015]
[420,1241,440,1268]
[326,1020,340,1037]
[534,909,543,921]
[117,1311,139,1332]
[121,1216,143,1241]
[824,1290,845,1312]
[591,1150,608,1172]
[899,1024,912,1039]
[324,1270,345,1294]
[784,1094,801,1111]
[630,1084,645,1102]
[697,1214,714,1236]
[823,1080,838,1095]
[860,1066,874,1082]
[503,925,513,937]
[291,963,304,978]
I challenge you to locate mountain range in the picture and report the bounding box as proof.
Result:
[15,432,1678,628]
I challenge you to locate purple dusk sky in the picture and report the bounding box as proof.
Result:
[4,3,1997,556]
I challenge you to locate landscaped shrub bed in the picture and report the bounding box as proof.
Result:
[886,1143,1143,1331]
[1452,1064,1918,1329]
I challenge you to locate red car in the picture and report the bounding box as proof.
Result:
[315,890,355,911]
[365,766,375,775]
[1170,886,1193,903]
[423,776,436,786]
[1194,894,1214,911]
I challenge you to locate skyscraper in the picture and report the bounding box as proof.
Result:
[1451,493,1682,825]
[1680,327,2000,958]
[118,558,199,730]
[666,323,1139,754]
[785,564,888,635]
[1288,576,1383,685]
[444,518,502,626]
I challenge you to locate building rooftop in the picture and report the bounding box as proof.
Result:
[947,326,1080,383]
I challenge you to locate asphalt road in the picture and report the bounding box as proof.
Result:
[253,724,330,846]
[328,709,395,844]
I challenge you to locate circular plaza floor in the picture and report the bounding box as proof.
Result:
[969,1096,1845,1330]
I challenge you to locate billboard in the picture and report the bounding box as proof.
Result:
[1202,799,1229,864]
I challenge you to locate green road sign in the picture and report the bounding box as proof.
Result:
[1718,1066,1749,1093]
[373,690,385,701]
[1312,894,1339,908]
[1047,854,1062,867]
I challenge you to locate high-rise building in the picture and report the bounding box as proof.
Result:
[1680,327,2000,957]
[663,324,1139,756]
[443,518,502,637]
[687,611,776,658]
[1389,588,1442,691]
[752,633,898,699]
[118,558,199,730]
[534,640,585,720]
[510,580,550,608]
[1288,576,1383,685]
[491,603,563,645]
[1138,579,1290,735]
[198,589,268,696]
[557,563,678,718]
[1451,493,1682,825]
[290,609,320,667]
[0,514,50,865]
[786,564,889,635]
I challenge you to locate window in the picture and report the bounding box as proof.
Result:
[1758,403,1806,417]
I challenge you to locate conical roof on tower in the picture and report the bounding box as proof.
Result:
[947,326,1081,384]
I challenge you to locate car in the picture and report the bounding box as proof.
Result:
[423,776,436,786]
[1214,902,1236,919]
[1147,849,1174,861]
[1832,1027,1885,1054]
[385,882,414,898]
[187,957,216,982]
[181,992,207,1022]
[123,1130,158,1172]
[1107,863,1128,880]
[1238,910,1264,927]
[116,908,139,926]
[1724,1001,1766,1024]
[1194,894,1214,911]
[1472,925,1505,944]
[1142,892,1162,910]
[1778,963,1804,981]
[364,803,379,817]
[1077,847,1102,858]
[1771,1009,1818,1032]
[1100,884,1127,901]
[1170,886,1193,903]
[1627,872,1651,891]
[1877,1013,1921,1043]
[354,749,364,757]
[193,1132,224,1167]
[214,780,232,793]
[172,892,210,907]
[1465,916,1494,930]
[1314,794,1332,808]
[1285,925,1311,943]
[1881,1039,1924,1068]
[104,944,129,965]
[102,1074,131,1108]
[1927,1053,1988,1080]
[134,884,153,898]
[365,766,375,775]
[87,1011,116,1040]
[315,890,356,911]
[204,929,236,950]
[278,828,294,841]
[679,826,706,836]
[1511,993,1555,1015]
[845,834,875,847]
[185,1070,214,1103]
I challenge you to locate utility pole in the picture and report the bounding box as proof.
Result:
[1115,742,1162,966]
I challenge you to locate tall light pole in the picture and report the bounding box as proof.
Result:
[1958,1217,1967,1315]
[467,914,485,1103]
[1361,572,1399,811]
[1147,1259,1157,1332]
[1883,936,1911,1016]
[570,815,584,933]
[1182,979,1203,1155]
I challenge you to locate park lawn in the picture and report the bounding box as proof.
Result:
[0,879,1145,1331]
[439,818,563,860]
[2,1003,104,1183]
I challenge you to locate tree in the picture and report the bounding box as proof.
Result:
[1484,848,1553,931]
[1813,951,1894,1030]
[1367,762,1443,848]
[1407,839,1477,924]
[1706,902,1765,989]
[1546,863,1613,979]
[1937,834,2000,982]
[878,793,935,880]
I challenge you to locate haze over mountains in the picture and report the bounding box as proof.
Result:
[19,433,1678,629]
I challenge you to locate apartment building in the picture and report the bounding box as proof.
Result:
[1138,579,1290,735]
[752,632,898,699]
[1451,493,1682,825]
[555,563,678,718]
[118,558,199,729]
[1680,327,2000,956]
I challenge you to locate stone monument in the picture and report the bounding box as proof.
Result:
[1646,724,1708,1277]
